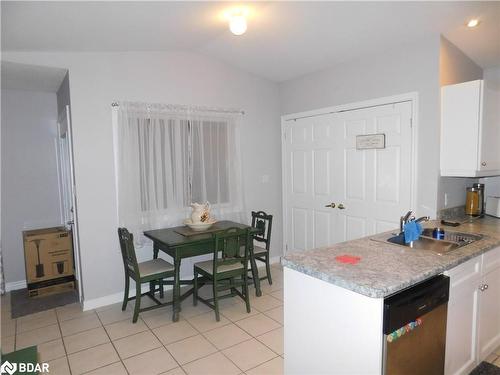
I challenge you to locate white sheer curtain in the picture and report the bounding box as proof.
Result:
[114,102,245,244]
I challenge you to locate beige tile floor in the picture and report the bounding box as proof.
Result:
[0,264,284,375]
[3,263,500,374]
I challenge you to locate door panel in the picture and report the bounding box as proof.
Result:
[292,150,308,194]
[314,211,332,248]
[478,267,500,360]
[345,149,366,200]
[285,101,413,252]
[292,207,308,251]
[345,215,367,242]
[375,146,401,203]
[375,220,398,234]
[313,150,330,196]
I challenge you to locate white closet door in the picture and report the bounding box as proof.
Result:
[284,101,413,252]
[334,101,413,242]
[284,113,341,252]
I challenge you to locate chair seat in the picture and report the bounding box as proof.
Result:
[253,245,268,255]
[138,259,174,277]
[194,260,244,275]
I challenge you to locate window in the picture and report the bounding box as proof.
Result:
[114,102,244,241]
[188,120,230,205]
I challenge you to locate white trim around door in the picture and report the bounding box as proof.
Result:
[281,92,419,255]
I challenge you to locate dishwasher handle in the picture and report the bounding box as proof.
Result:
[383,275,450,334]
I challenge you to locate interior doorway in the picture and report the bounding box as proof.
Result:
[1,61,82,315]
[57,105,83,302]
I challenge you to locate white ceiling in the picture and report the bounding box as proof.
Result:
[2,1,499,82]
[1,61,68,92]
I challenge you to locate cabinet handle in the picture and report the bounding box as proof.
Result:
[484,284,488,290]
[481,162,487,167]
[479,284,485,291]
[325,203,336,208]
[338,203,346,210]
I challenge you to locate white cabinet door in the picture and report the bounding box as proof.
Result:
[441,79,500,177]
[478,82,500,173]
[445,258,481,375]
[284,101,414,252]
[441,80,482,176]
[477,265,500,360]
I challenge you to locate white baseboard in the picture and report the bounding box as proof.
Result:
[6,279,27,292]
[83,291,124,311]
[83,283,173,311]
[270,256,282,265]
[83,256,282,311]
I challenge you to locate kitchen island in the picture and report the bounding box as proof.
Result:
[282,217,500,374]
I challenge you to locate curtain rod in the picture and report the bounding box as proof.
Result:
[111,102,244,115]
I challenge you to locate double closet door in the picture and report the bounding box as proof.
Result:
[283,101,413,252]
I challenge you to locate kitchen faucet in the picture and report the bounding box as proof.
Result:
[399,210,430,235]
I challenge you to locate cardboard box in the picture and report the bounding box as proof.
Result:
[23,227,75,296]
[28,280,75,298]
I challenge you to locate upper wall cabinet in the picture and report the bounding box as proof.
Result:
[441,80,500,177]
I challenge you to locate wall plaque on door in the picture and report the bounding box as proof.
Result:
[356,134,386,150]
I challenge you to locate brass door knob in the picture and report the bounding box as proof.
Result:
[325,203,336,208]
[338,203,345,210]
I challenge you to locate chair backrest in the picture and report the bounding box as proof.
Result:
[251,211,273,250]
[212,227,250,275]
[117,228,140,276]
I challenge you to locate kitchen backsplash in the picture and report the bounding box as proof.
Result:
[438,205,467,220]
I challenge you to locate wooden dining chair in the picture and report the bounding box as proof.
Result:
[192,227,251,321]
[249,211,274,285]
[118,228,175,323]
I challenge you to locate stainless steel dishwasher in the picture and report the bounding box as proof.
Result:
[383,275,450,375]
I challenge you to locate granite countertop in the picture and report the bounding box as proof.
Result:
[281,216,500,298]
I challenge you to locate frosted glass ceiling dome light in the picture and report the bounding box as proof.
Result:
[229,13,247,35]
[467,19,480,28]
[225,8,249,36]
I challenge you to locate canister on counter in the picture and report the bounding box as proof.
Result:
[432,227,445,240]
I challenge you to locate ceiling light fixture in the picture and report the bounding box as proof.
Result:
[467,19,480,28]
[227,8,248,36]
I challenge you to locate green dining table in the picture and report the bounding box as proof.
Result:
[144,220,262,322]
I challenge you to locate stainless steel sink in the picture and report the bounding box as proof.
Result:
[420,228,482,244]
[373,229,482,255]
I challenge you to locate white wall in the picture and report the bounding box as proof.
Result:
[279,36,441,217]
[2,51,282,303]
[437,37,483,210]
[479,67,500,200]
[1,89,61,284]
[439,37,483,87]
